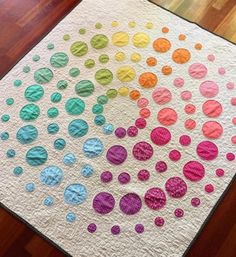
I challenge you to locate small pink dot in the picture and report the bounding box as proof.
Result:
[226,82,235,90]
[137,98,149,108]
[181,91,192,101]
[226,152,235,161]
[205,184,214,193]
[169,150,181,161]
[154,217,165,227]
[174,208,184,218]
[140,108,151,118]
[231,136,236,144]
[232,117,236,125]
[215,168,224,177]
[207,54,215,62]
[127,126,138,137]
[138,169,150,181]
[179,135,191,146]
[191,197,201,207]
[173,77,184,88]
[230,97,236,106]
[218,67,226,75]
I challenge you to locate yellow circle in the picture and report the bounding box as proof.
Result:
[132,32,150,48]
[118,86,129,96]
[131,53,141,62]
[112,32,129,47]
[111,21,119,27]
[116,66,136,82]
[115,52,126,62]
[128,21,136,28]
[146,22,153,29]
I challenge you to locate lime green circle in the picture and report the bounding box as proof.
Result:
[1,114,10,122]
[106,89,118,98]
[84,59,95,69]
[6,98,14,105]
[95,23,102,29]
[14,80,22,87]
[34,68,53,84]
[95,69,113,85]
[79,28,86,35]
[24,84,44,102]
[65,98,85,115]
[47,43,54,50]
[99,54,109,64]
[50,52,69,68]
[90,34,109,49]
[75,80,94,97]
[63,34,70,41]
[57,80,68,90]
[97,95,108,105]
[50,92,62,103]
[32,55,40,62]
[20,104,40,121]
[47,107,59,118]
[70,41,88,57]
[69,68,80,77]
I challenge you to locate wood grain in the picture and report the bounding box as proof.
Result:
[0,0,235,256]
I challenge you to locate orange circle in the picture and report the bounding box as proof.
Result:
[195,43,202,50]
[140,108,151,118]
[185,119,196,130]
[153,38,171,53]
[162,27,169,33]
[172,48,191,64]
[139,72,158,88]
[178,34,186,41]
[146,57,157,67]
[157,108,177,126]
[161,65,172,75]
[129,89,140,100]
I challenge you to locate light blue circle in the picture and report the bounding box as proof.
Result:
[25,183,35,192]
[83,138,104,158]
[81,164,94,178]
[40,166,63,186]
[94,115,106,126]
[54,138,66,150]
[26,146,48,166]
[64,183,87,205]
[1,132,9,140]
[102,123,114,135]
[47,123,59,134]
[6,149,15,158]
[13,166,23,176]
[16,125,38,144]
[63,153,76,166]
[66,212,76,222]
[68,119,88,138]
[44,196,54,206]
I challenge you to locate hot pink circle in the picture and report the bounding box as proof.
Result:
[127,126,138,137]
[191,197,200,207]
[216,168,224,177]
[135,118,146,129]
[202,121,223,139]
[165,177,187,198]
[179,135,191,146]
[199,81,219,98]
[205,184,214,193]
[196,141,218,160]
[154,217,165,226]
[183,161,205,181]
[138,169,150,181]
[188,63,208,79]
[150,127,171,146]
[174,208,184,218]
[132,141,154,161]
[144,188,166,210]
[169,150,181,161]
[173,77,184,88]
[152,87,172,105]
[226,152,235,161]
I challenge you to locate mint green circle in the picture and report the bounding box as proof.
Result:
[34,68,53,84]
[50,52,69,68]
[69,68,80,77]
[20,104,40,121]
[6,98,14,105]
[50,92,62,103]
[47,43,54,50]
[24,84,44,102]
[1,114,10,122]
[32,55,40,62]
[95,69,113,85]
[23,66,30,73]
[70,41,88,57]
[47,107,59,118]
[97,95,108,105]
[75,80,94,97]
[14,80,22,87]
[84,59,95,68]
[57,80,68,90]
[99,54,109,64]
[65,98,85,115]
[90,34,109,49]
[92,104,103,114]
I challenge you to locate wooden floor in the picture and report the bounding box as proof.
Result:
[0,0,236,256]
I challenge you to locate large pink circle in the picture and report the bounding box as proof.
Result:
[202,121,223,139]
[152,87,172,105]
[144,187,166,210]
[202,100,222,118]
[199,81,219,98]
[188,63,208,79]
[150,127,171,146]
[165,177,187,198]
[183,161,205,181]
[132,141,154,161]
[196,141,218,160]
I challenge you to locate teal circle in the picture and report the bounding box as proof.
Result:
[69,68,80,77]
[47,107,59,118]
[16,125,38,144]
[97,95,108,105]
[47,43,54,50]
[20,104,40,121]
[13,166,23,176]
[25,183,35,192]
[1,114,10,122]
[6,98,14,105]
[32,55,40,62]
[103,123,114,135]
[94,115,106,126]
[34,68,53,84]
[57,80,68,90]
[50,52,69,68]
[7,149,16,158]
[47,123,59,134]
[14,80,22,87]
[68,119,88,138]
[75,80,94,97]
[24,84,44,102]
[23,66,30,73]
[65,98,85,115]
[92,104,103,114]
[81,164,94,178]
[1,132,9,140]
[26,146,48,166]
[54,138,66,150]
[50,92,62,103]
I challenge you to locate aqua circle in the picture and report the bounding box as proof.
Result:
[69,68,80,77]
[94,115,106,126]
[68,119,88,138]
[57,80,68,90]
[13,166,23,176]
[47,123,59,134]
[75,80,94,97]
[92,104,103,114]
[54,138,66,150]
[34,68,53,84]
[20,104,40,121]
[6,149,16,158]
[50,52,69,68]
[1,132,9,140]
[97,95,108,105]
[50,92,62,103]
[6,98,14,105]
[66,212,76,222]
[81,164,94,178]
[33,55,40,62]
[65,98,85,115]
[14,80,22,87]
[16,125,38,144]
[40,166,63,186]
[25,183,35,192]
[26,146,48,166]
[44,196,54,206]
[103,123,114,135]
[24,84,44,102]
[1,114,10,122]
[47,107,59,118]
[63,153,76,166]
[83,138,104,158]
[64,184,87,205]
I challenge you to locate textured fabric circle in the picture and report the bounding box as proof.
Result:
[111,225,120,235]
[65,98,85,115]
[202,100,222,118]
[57,80,68,90]
[63,153,76,166]
[169,150,181,161]
[64,184,87,205]
[13,166,23,176]
[199,81,219,98]
[100,171,113,183]
[155,161,167,172]
[43,196,54,206]
[150,127,171,145]
[66,212,76,222]
[127,126,138,137]
[135,224,144,234]
[102,123,114,135]
[92,104,103,114]
[40,166,63,186]
[70,41,88,56]
[94,115,106,126]
[93,192,115,214]
[34,68,53,84]
[81,164,94,178]
[132,141,153,161]
[152,87,172,105]
[47,123,59,134]
[165,177,187,198]
[87,223,97,233]
[75,80,95,97]
[90,34,109,49]
[54,138,66,150]
[50,92,62,103]
[116,66,136,82]
[6,149,16,158]
[26,146,48,166]
[25,183,35,192]
[16,125,38,144]
[83,138,104,158]
[179,135,191,146]
[95,69,113,85]
[202,121,223,139]
[112,31,129,46]
[68,119,88,138]
[20,104,40,121]
[196,141,218,160]
[157,108,177,126]
[24,84,44,102]
[144,188,166,210]
[188,63,207,79]
[138,169,150,181]
[118,172,131,184]
[115,127,126,138]
[183,161,205,181]
[106,145,127,165]
[47,107,59,118]
[69,68,80,77]
[119,193,142,215]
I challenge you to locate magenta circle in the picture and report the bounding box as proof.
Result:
[111,225,120,235]
[155,161,167,173]
[169,150,181,161]
[179,135,191,146]
[132,141,154,161]
[135,224,144,233]
[205,184,214,193]
[215,168,224,177]
[92,192,115,214]
[165,177,187,198]
[87,223,97,233]
[100,171,113,183]
[144,187,166,210]
[106,145,128,165]
[127,126,138,137]
[226,152,235,161]
[138,169,150,181]
[174,208,184,218]
[196,141,218,160]
[150,127,171,146]
[115,127,126,138]
[188,63,207,79]
[191,197,201,207]
[119,193,142,215]
[118,172,131,184]
[199,80,219,98]
[135,118,147,129]
[183,161,205,181]
[154,217,165,227]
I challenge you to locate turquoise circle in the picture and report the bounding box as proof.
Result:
[57,80,68,90]
[69,68,80,77]
[75,80,95,97]
[64,183,87,205]
[40,166,63,186]
[34,68,53,84]
[6,149,16,158]
[1,114,10,122]
[65,98,85,115]
[16,125,38,144]
[94,115,106,126]
[54,138,66,150]
[47,43,54,50]
[14,80,22,87]
[13,166,23,176]
[26,146,48,166]
[66,212,76,222]
[68,119,88,138]
[1,132,9,140]
[23,66,30,73]
[97,95,108,105]
[24,84,44,102]
[50,92,62,103]
[83,138,104,158]
[6,98,14,105]
[63,153,76,166]
[32,55,40,62]
[81,164,94,178]
[47,123,59,134]
[20,104,40,121]
[92,104,103,114]
[44,196,54,206]
[50,52,69,68]
[47,107,59,118]
[25,183,35,192]
[103,123,114,135]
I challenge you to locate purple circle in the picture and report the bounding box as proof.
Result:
[179,135,191,146]
[196,141,218,160]
[165,177,187,198]
[150,127,171,146]
[135,224,144,233]
[87,223,97,233]
[127,126,138,137]
[138,169,150,181]
[132,141,154,161]
[154,217,165,227]
[100,171,113,183]
[106,145,128,165]
[174,208,184,218]
[155,161,167,173]
[169,150,181,161]
[119,193,142,215]
[118,172,131,184]
[115,127,126,138]
[93,192,115,214]
[144,188,166,210]
[191,197,200,207]
[111,225,120,235]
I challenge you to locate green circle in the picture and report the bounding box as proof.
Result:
[32,55,40,62]
[47,123,59,134]
[95,22,102,29]
[69,68,80,77]
[95,69,113,85]
[94,115,106,126]
[47,107,59,118]
[14,80,22,87]
[6,98,14,105]
[92,104,104,114]
[24,84,44,102]
[68,119,88,138]
[106,88,118,98]
[84,59,95,69]
[1,114,10,122]
[99,54,109,64]
[50,52,69,68]
[79,28,86,35]
[20,104,40,121]
[54,138,66,150]
[57,80,68,90]
[34,68,53,84]
[23,66,30,73]
[26,146,48,166]
[47,43,54,50]
[90,34,109,49]
[70,41,88,57]
[65,98,85,115]
[50,92,62,103]
[63,34,70,41]
[75,80,94,97]
[97,95,108,105]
